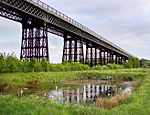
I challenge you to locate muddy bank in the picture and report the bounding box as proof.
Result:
[63,79,112,85]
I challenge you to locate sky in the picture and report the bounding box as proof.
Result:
[0,0,150,63]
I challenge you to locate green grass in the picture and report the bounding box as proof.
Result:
[0,69,150,115]
[0,69,145,87]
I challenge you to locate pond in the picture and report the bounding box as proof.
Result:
[1,78,135,105]
[48,80,134,104]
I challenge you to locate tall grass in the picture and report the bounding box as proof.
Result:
[96,80,142,110]
[0,70,145,88]
[96,93,129,110]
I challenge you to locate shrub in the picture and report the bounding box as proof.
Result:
[142,64,149,68]
[107,63,115,69]
[5,56,18,73]
[114,64,124,69]
[102,65,110,70]
[140,59,150,67]
[123,58,140,69]
[34,61,42,72]
[0,54,6,73]
[0,52,141,73]
[92,65,103,70]
[22,58,29,73]
[28,58,37,72]
[41,59,49,72]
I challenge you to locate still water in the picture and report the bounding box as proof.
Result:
[49,84,118,104]
[1,79,134,104]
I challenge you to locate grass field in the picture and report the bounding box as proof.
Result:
[0,68,150,115]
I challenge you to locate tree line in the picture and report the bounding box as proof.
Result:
[0,53,142,74]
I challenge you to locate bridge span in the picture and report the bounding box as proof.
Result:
[0,0,134,66]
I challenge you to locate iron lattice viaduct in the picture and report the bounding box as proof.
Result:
[0,0,135,66]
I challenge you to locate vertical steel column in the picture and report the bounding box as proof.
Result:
[95,47,97,66]
[63,36,84,63]
[104,51,106,65]
[121,56,123,64]
[99,47,102,66]
[115,54,118,64]
[109,52,112,63]
[112,53,114,63]
[126,57,128,62]
[62,33,68,62]
[123,57,126,63]
[85,42,88,64]
[69,39,72,62]
[44,25,49,62]
[90,47,93,67]
[77,39,84,63]
[107,51,109,64]
[86,41,91,65]
[74,39,77,62]
[118,55,120,64]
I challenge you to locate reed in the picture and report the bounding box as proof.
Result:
[131,80,142,92]
[96,93,129,110]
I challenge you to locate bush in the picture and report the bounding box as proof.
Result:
[0,54,6,73]
[92,65,103,70]
[123,58,140,69]
[107,63,115,69]
[0,52,141,73]
[102,65,110,70]
[35,61,42,72]
[28,58,37,72]
[142,64,149,68]
[41,59,49,72]
[22,58,29,73]
[140,59,150,67]
[5,56,19,73]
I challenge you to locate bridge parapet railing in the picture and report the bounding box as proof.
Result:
[30,0,133,57]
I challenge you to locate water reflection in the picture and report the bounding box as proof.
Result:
[49,84,117,104]
[123,86,132,94]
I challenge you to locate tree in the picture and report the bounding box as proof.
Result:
[140,59,150,67]
[0,54,6,73]
[28,58,37,72]
[22,58,29,72]
[41,59,49,72]
[142,64,149,68]
[5,56,18,73]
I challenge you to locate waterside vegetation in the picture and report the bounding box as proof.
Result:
[0,53,150,114]
[0,68,149,114]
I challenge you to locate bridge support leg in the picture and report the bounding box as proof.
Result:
[109,52,112,63]
[85,42,89,64]
[90,47,93,67]
[118,57,120,64]
[115,54,118,64]
[123,57,126,63]
[95,47,97,66]
[62,35,84,63]
[118,55,121,64]
[20,24,49,61]
[120,56,123,64]
[111,53,114,63]
[85,42,94,67]
[99,48,102,66]
[104,51,106,65]
[107,51,109,64]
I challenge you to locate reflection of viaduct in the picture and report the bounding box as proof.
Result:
[0,0,134,66]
